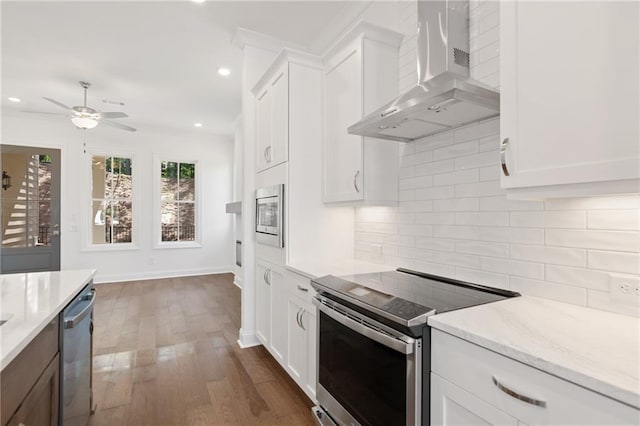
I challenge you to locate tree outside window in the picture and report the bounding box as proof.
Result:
[160,161,196,242]
[91,156,133,244]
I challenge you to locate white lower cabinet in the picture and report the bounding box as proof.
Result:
[255,260,271,345]
[268,266,286,364]
[431,329,639,426]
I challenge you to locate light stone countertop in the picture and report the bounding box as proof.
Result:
[0,269,96,371]
[286,259,394,280]
[428,295,640,408]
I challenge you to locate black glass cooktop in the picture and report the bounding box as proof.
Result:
[311,268,520,332]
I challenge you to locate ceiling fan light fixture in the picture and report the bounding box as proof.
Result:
[71,116,98,129]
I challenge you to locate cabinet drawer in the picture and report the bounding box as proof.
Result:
[1,317,59,425]
[432,329,638,425]
[285,271,314,307]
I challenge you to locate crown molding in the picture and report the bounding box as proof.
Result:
[232,27,305,53]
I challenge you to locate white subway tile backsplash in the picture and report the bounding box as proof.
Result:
[433,198,480,212]
[354,1,639,316]
[433,225,480,240]
[416,237,456,252]
[510,211,587,229]
[456,267,510,289]
[481,257,545,279]
[455,212,509,226]
[415,212,456,225]
[480,226,544,244]
[588,210,640,230]
[434,140,479,160]
[511,244,587,267]
[510,277,587,306]
[588,251,640,274]
[455,150,499,170]
[456,240,509,258]
[433,169,479,186]
[545,229,640,252]
[415,185,455,200]
[455,181,506,198]
[414,159,455,176]
[545,265,610,291]
[399,224,433,237]
[544,195,639,210]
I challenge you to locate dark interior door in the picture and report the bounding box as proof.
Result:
[1,145,61,273]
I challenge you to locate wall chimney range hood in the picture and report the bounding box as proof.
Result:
[348,0,500,142]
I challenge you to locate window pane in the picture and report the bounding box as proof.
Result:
[112,201,132,243]
[92,200,109,244]
[161,201,178,241]
[92,156,108,199]
[161,161,178,201]
[37,201,51,247]
[1,197,27,248]
[26,200,39,247]
[178,163,195,201]
[112,157,132,199]
[179,203,195,241]
[38,155,52,201]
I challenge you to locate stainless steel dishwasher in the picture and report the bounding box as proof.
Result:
[60,282,96,426]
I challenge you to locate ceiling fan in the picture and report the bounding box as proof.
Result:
[26,81,136,132]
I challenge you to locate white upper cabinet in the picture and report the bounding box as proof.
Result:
[500,1,639,197]
[322,23,403,205]
[255,63,289,172]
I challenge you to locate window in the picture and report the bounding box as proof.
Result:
[160,161,196,242]
[91,156,133,245]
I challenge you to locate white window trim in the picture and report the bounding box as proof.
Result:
[81,150,139,252]
[153,153,202,249]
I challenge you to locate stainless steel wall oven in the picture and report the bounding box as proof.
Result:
[311,269,519,426]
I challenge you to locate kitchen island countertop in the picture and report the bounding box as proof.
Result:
[0,269,96,371]
[429,295,640,409]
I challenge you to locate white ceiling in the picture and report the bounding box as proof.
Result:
[1,1,371,136]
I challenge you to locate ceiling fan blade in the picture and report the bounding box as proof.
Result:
[102,119,137,132]
[43,97,72,111]
[21,110,67,116]
[99,111,128,119]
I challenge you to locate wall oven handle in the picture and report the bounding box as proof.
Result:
[64,290,96,329]
[313,297,413,354]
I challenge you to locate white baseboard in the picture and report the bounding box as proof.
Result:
[233,275,242,289]
[93,266,234,284]
[237,328,261,349]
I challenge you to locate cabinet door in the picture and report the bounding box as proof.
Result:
[269,64,289,167]
[286,295,307,386]
[500,1,639,192]
[269,267,286,364]
[255,261,271,345]
[256,88,271,172]
[323,46,364,203]
[7,353,59,426]
[431,372,518,426]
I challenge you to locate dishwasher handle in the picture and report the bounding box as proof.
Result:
[64,289,96,329]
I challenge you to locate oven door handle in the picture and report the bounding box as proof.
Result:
[313,298,414,355]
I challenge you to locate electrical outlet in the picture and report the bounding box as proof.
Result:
[610,274,640,305]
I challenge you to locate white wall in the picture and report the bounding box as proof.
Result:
[232,115,244,286]
[354,0,640,317]
[2,112,235,282]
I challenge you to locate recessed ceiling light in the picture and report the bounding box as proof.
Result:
[192,0,205,3]
[194,122,203,128]
[217,67,231,77]
[8,97,21,103]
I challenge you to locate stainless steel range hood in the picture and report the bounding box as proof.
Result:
[348,0,500,143]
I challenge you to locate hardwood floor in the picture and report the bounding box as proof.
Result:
[88,273,314,426]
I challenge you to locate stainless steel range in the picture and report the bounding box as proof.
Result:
[310,268,520,426]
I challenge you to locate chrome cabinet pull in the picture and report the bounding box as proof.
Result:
[299,310,305,331]
[492,377,546,408]
[264,146,269,163]
[500,138,511,177]
[353,170,360,193]
[296,309,301,328]
[266,146,272,163]
[263,269,271,285]
[297,285,308,293]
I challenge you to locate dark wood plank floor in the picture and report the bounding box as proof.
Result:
[88,273,314,426]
